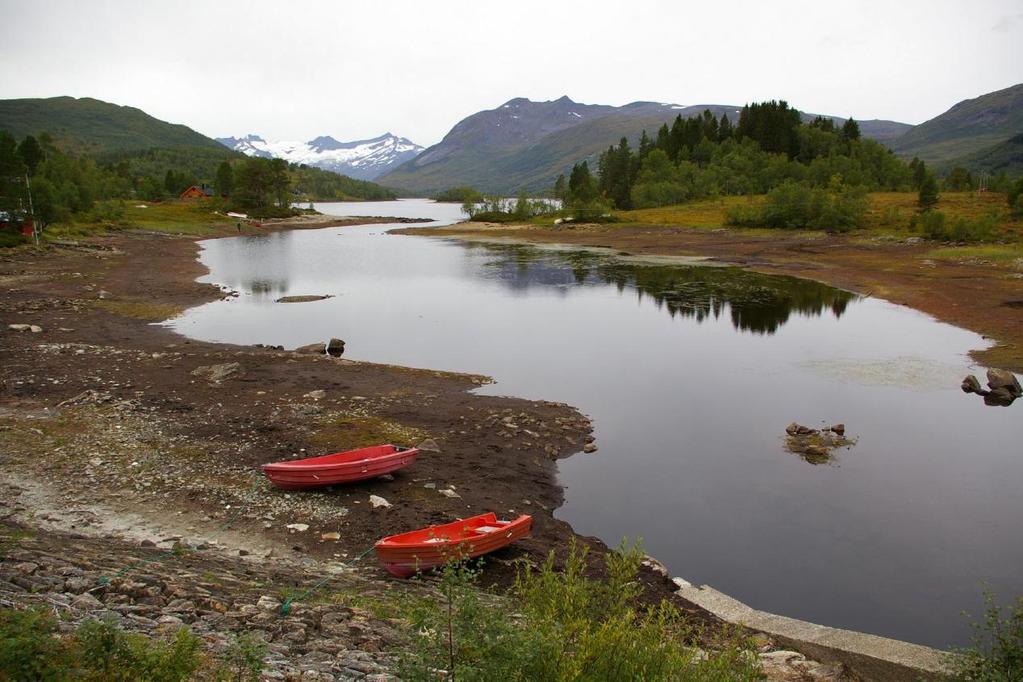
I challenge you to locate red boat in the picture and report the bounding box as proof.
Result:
[375,512,532,577]
[261,444,418,490]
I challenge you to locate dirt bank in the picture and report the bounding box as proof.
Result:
[399,221,1023,372]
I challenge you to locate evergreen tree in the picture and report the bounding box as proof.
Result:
[918,173,939,210]
[553,174,566,202]
[567,161,597,206]
[215,161,234,197]
[16,135,44,174]
[717,114,733,141]
[945,167,973,191]
[638,131,654,159]
[841,117,861,141]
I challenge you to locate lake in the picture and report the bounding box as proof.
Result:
[166,199,1023,648]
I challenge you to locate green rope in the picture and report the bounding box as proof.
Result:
[92,480,259,590]
[279,544,376,617]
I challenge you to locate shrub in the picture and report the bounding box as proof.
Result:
[0,608,69,680]
[912,210,1002,243]
[949,590,1023,681]
[74,617,202,681]
[399,541,760,681]
[726,180,867,232]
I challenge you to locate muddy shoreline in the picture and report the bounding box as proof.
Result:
[0,216,712,620]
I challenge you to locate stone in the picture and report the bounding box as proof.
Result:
[961,375,984,394]
[320,532,341,541]
[986,368,1022,397]
[29,325,42,333]
[785,422,799,436]
[13,561,39,575]
[326,338,345,357]
[72,592,104,610]
[256,595,280,612]
[191,362,243,383]
[286,523,310,532]
[294,343,326,355]
[417,438,441,452]
[7,324,32,332]
[438,488,460,498]
[369,495,391,508]
[828,423,846,436]
[276,295,332,303]
[985,387,1017,407]
[303,389,326,400]
[583,442,597,453]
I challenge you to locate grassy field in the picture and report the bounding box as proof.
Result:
[616,191,1016,234]
[42,199,234,240]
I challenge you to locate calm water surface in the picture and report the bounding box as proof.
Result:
[167,199,1023,648]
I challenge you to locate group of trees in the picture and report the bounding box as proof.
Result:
[560,101,920,216]
[545,99,1023,233]
[1,127,401,236]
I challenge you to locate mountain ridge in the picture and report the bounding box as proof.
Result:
[889,82,1023,167]
[379,96,913,195]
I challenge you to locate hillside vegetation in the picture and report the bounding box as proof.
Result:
[890,83,1023,167]
[0,97,225,155]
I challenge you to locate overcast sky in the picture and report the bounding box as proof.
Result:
[1,0,1021,146]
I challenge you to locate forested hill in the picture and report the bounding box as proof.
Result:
[889,83,1023,167]
[0,96,226,155]
[378,96,910,195]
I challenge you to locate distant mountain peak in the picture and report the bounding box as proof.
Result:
[216,132,423,180]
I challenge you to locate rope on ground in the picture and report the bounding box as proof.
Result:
[91,478,261,592]
[279,544,377,617]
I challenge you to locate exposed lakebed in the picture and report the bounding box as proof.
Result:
[166,199,1023,649]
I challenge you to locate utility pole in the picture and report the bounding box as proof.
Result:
[25,173,38,246]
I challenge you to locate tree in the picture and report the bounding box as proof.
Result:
[552,174,566,202]
[945,167,974,192]
[918,173,939,210]
[841,117,861,142]
[16,135,44,174]
[215,161,233,197]
[268,158,290,209]
[567,161,597,206]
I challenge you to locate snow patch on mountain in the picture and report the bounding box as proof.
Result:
[216,133,423,181]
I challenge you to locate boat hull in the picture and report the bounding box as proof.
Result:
[375,512,532,577]
[261,445,418,490]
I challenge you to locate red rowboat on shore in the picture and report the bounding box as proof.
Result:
[261,444,418,490]
[375,512,532,577]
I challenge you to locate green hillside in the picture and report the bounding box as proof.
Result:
[889,83,1023,166]
[945,133,1023,175]
[0,96,225,155]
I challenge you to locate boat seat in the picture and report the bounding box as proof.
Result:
[474,526,501,533]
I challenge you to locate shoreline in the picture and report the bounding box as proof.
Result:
[0,216,953,679]
[399,220,1023,373]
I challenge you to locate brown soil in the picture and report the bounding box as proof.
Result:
[402,221,1023,372]
[0,217,715,630]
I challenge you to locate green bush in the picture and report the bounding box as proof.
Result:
[0,608,69,681]
[949,590,1023,681]
[726,180,867,232]
[912,210,1002,243]
[0,230,28,248]
[0,607,266,681]
[399,541,760,681]
[74,617,202,681]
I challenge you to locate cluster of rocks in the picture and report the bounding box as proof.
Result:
[294,338,346,358]
[784,423,854,465]
[276,295,334,304]
[0,525,399,680]
[478,408,593,457]
[961,368,1022,406]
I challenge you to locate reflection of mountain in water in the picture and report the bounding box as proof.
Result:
[471,243,856,335]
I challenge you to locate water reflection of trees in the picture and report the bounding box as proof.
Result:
[471,243,856,335]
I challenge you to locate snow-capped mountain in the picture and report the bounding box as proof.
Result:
[215,133,423,181]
